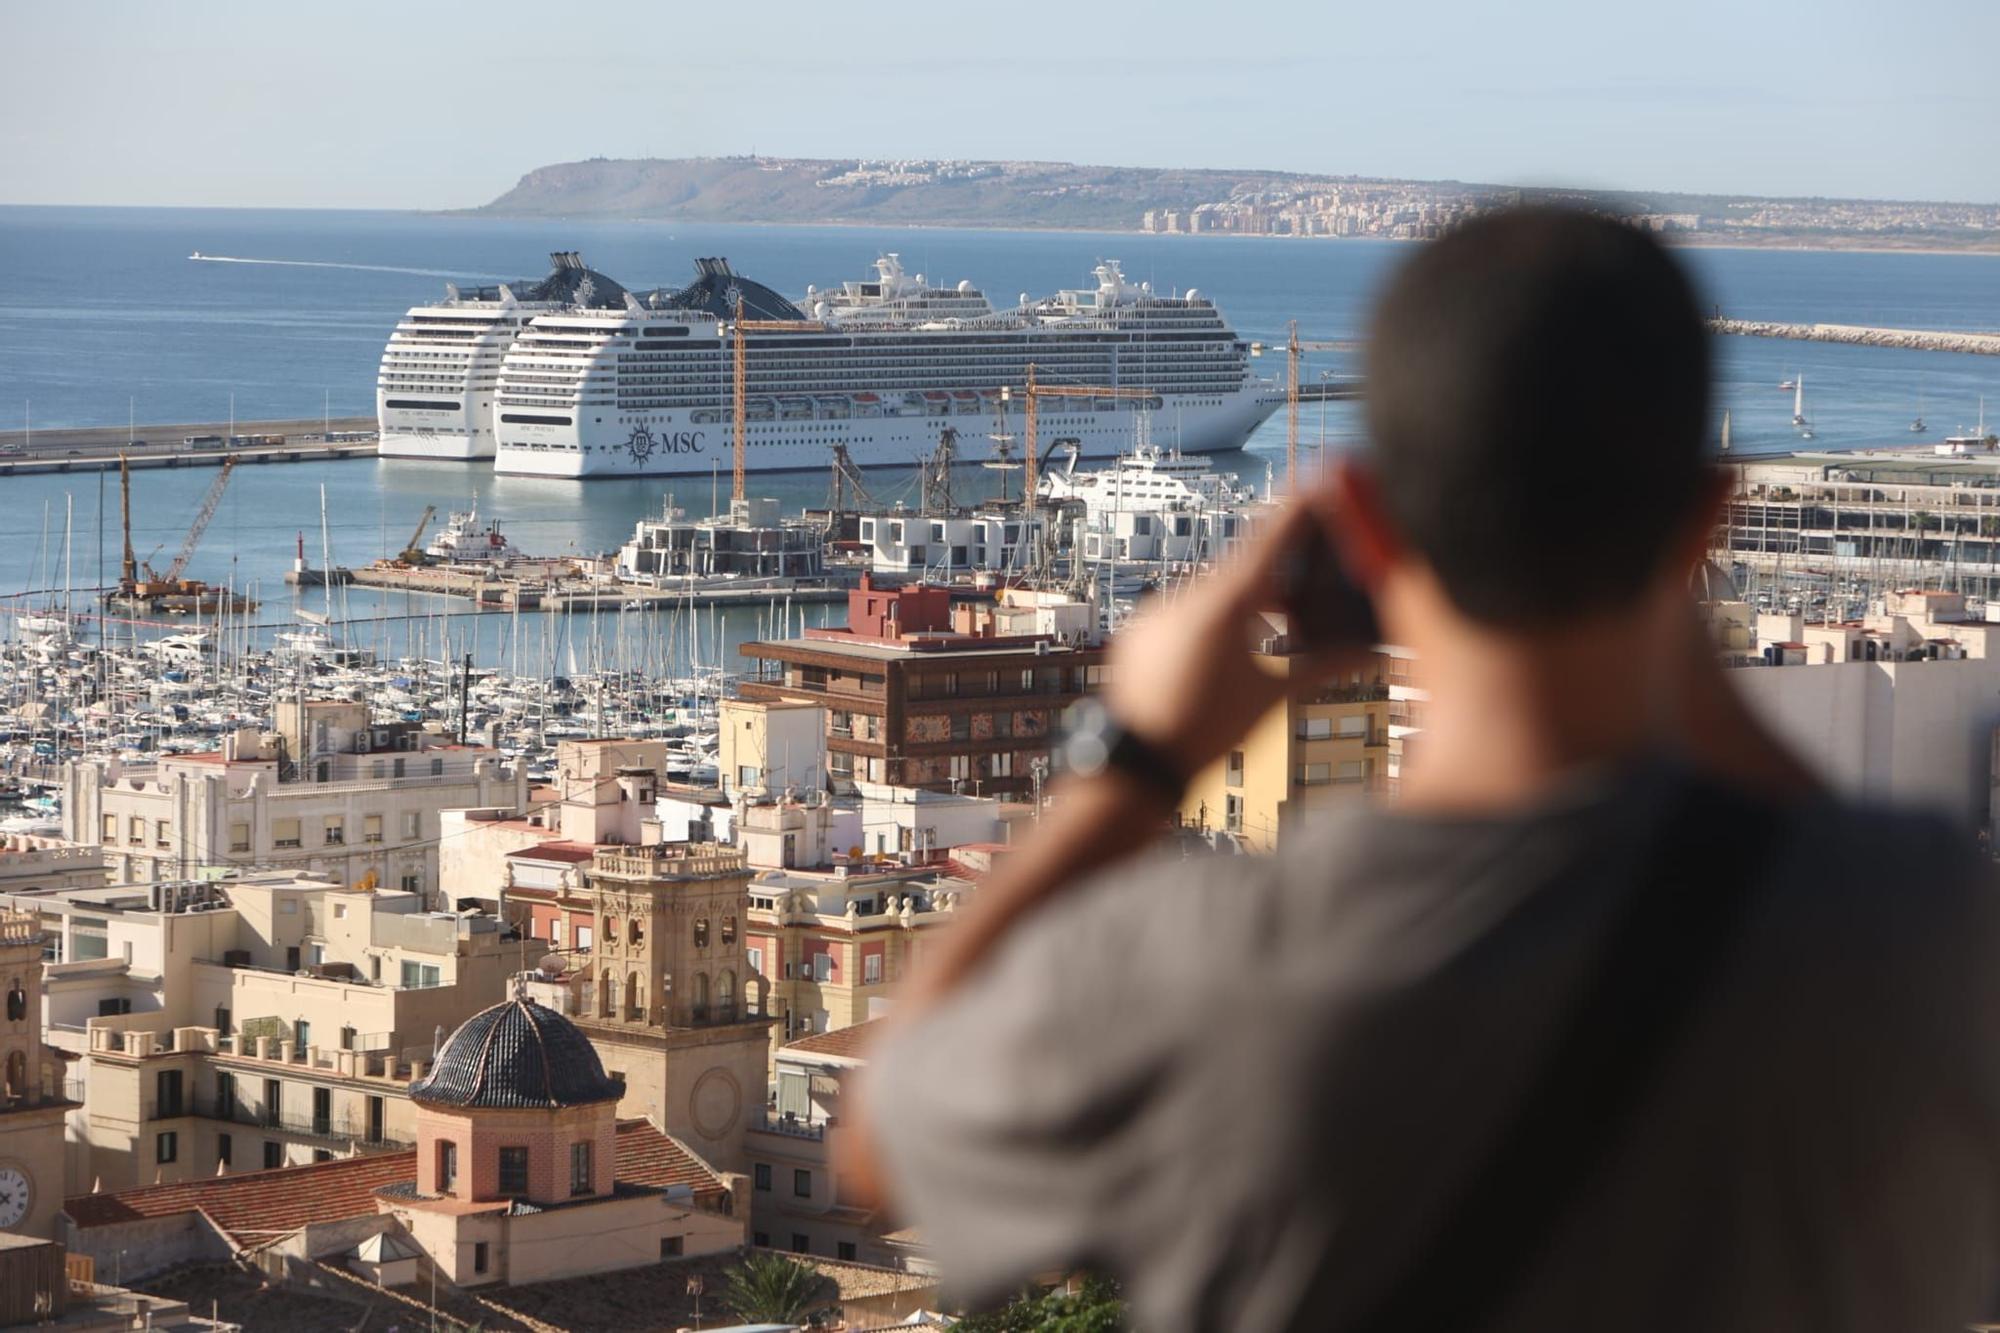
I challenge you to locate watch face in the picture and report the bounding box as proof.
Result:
[0,1164,29,1228]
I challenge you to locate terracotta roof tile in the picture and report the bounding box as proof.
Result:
[783,1019,883,1062]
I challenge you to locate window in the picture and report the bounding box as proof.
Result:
[313,1149,332,1163]
[629,917,644,946]
[473,1241,488,1274]
[322,815,344,846]
[571,1141,594,1195]
[661,1236,683,1259]
[1297,762,1333,787]
[438,1140,459,1192]
[949,713,971,741]
[216,1071,236,1117]
[97,997,131,1017]
[721,916,736,945]
[693,918,709,948]
[5,983,24,1022]
[863,952,883,985]
[794,1168,812,1198]
[746,946,764,976]
[791,1234,811,1255]
[339,1025,356,1051]
[838,1241,857,1262]
[400,961,441,989]
[754,1231,770,1247]
[156,1131,178,1163]
[217,1133,232,1166]
[294,1020,311,1048]
[127,815,143,844]
[1299,717,1334,740]
[429,757,443,776]
[1225,794,1244,833]
[392,757,406,779]
[1225,750,1245,788]
[1338,760,1365,783]
[363,814,383,844]
[272,817,301,849]
[102,813,116,841]
[229,822,251,853]
[754,1163,772,1192]
[402,812,420,839]
[400,873,421,893]
[371,759,385,779]
[1338,714,1367,738]
[155,1068,184,1118]
[263,1141,283,1169]
[498,1146,530,1195]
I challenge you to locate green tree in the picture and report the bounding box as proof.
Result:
[723,1252,837,1325]
[956,1274,1127,1332]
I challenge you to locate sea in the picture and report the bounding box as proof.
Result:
[2,205,1998,666]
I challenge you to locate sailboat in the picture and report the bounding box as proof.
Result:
[1911,385,1927,433]
[1719,410,1732,454]
[1792,375,1808,428]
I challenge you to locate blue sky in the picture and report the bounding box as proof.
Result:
[2,0,1994,208]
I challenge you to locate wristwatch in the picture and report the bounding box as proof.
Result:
[1055,698,1187,806]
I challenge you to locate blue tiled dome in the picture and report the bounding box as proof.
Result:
[409,996,624,1110]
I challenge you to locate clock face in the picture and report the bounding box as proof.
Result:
[0,1164,29,1229]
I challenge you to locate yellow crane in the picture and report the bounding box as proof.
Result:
[732,298,827,511]
[1008,364,1157,506]
[1262,321,1362,494]
[398,505,437,565]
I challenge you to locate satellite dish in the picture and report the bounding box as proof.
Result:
[537,953,566,977]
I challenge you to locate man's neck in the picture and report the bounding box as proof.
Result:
[1396,606,1678,814]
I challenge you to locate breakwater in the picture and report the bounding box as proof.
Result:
[1707,319,2000,357]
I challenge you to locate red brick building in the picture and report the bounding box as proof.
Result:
[738,576,1106,799]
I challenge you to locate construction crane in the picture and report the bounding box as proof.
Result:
[732,298,827,512]
[398,505,438,565]
[1008,364,1157,506]
[145,455,240,585]
[1257,323,1359,493]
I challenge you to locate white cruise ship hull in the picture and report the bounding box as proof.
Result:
[495,393,1280,478]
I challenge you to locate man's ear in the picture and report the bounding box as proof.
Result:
[1323,457,1402,592]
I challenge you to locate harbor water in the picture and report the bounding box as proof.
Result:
[3,206,2000,666]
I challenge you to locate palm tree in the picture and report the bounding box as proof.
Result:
[723,1252,836,1325]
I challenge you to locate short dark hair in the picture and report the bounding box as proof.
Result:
[1364,207,1711,626]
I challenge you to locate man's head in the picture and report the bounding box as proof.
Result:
[1349,207,1713,630]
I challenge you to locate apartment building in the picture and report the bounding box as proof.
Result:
[1178,628,1421,852]
[745,864,971,1059]
[37,872,517,1192]
[744,1021,926,1270]
[738,575,1106,799]
[65,699,524,896]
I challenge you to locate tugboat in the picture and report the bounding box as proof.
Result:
[424,508,521,565]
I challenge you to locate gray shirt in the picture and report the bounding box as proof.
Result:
[870,761,2000,1331]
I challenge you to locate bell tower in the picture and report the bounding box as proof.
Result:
[0,910,71,1237]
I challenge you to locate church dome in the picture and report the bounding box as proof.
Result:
[409,995,624,1110]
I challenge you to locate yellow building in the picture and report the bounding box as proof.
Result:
[0,911,72,1238]
[1177,644,1421,853]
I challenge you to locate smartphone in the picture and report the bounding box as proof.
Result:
[1270,517,1380,651]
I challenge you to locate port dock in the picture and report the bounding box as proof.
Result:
[0,416,379,474]
[337,560,861,611]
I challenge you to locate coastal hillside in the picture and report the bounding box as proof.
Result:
[476,155,1366,230]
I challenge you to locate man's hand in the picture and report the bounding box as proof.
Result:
[1107,501,1370,778]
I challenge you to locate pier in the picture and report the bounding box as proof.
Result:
[1707,319,2000,357]
[0,416,379,474]
[340,560,861,611]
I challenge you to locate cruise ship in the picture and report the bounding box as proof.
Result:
[376,252,631,460]
[481,254,1281,479]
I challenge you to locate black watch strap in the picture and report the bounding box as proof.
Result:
[1057,699,1186,806]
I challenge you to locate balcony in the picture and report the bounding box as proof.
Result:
[191,1093,413,1152]
[751,1109,827,1141]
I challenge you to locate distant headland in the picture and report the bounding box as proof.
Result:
[473,156,2000,253]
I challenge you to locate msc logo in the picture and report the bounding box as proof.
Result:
[624,427,705,463]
